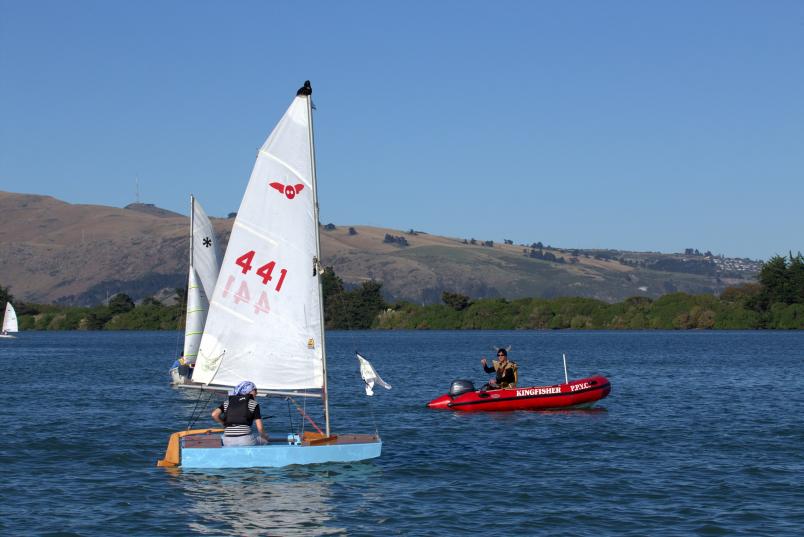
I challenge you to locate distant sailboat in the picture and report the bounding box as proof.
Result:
[1,302,18,339]
[169,196,221,385]
[158,81,383,468]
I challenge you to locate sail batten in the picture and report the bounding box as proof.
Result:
[232,221,281,246]
[260,150,312,189]
[208,301,257,324]
[182,267,208,361]
[192,93,324,390]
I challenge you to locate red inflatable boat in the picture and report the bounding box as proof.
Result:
[426,375,611,412]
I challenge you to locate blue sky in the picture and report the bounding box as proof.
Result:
[1,1,802,260]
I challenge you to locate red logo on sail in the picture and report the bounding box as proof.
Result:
[269,182,305,200]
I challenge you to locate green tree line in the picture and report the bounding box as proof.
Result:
[1,254,802,330]
[377,254,804,329]
[0,286,183,331]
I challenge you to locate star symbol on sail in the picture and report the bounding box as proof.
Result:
[203,237,212,248]
[269,182,305,200]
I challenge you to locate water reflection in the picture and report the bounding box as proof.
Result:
[169,463,382,536]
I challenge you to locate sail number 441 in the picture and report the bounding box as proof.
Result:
[235,250,288,291]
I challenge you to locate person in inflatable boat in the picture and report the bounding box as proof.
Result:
[211,381,269,447]
[480,348,518,390]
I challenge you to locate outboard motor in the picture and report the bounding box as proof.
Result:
[449,379,475,398]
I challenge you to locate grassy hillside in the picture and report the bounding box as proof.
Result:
[1,191,757,305]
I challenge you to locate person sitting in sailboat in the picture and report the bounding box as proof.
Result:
[211,381,269,446]
[480,348,518,390]
[170,355,194,377]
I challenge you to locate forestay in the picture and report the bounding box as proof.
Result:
[192,94,323,390]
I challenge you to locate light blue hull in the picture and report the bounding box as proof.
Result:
[181,439,382,469]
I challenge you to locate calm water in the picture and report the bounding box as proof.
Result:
[1,330,802,536]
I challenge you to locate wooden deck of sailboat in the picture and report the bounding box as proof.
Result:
[302,434,379,446]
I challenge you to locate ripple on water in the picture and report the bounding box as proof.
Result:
[2,331,803,536]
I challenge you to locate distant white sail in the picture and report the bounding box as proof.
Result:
[356,353,391,396]
[193,92,323,390]
[192,199,221,301]
[2,303,18,333]
[182,267,208,362]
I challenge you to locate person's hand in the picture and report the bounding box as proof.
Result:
[481,357,487,366]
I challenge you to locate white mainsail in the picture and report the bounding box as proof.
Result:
[182,267,208,362]
[193,89,324,391]
[191,198,221,301]
[2,303,18,333]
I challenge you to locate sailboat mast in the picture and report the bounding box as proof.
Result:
[303,81,331,437]
[189,195,195,268]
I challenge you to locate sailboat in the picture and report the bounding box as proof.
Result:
[0,302,18,338]
[158,81,382,469]
[169,196,221,385]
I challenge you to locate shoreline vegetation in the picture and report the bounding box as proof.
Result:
[2,254,802,331]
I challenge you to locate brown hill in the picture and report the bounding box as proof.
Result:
[124,203,184,218]
[0,191,753,306]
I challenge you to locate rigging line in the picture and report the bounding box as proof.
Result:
[186,386,206,430]
[187,389,216,431]
[329,272,378,437]
[186,385,203,430]
[301,391,307,437]
[174,294,186,362]
[288,396,324,435]
[356,355,381,437]
[285,397,296,436]
[367,396,379,438]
